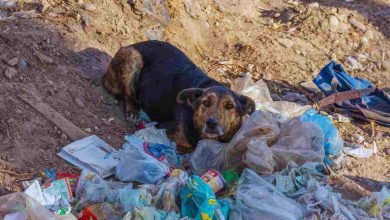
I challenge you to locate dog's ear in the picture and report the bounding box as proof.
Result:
[177,88,205,107]
[239,95,256,115]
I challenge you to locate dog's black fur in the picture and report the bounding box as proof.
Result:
[103,40,255,152]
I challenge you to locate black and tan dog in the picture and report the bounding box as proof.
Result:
[103,40,255,152]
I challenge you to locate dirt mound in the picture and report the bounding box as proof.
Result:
[0,0,389,195]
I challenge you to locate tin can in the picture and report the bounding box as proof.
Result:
[200,169,226,195]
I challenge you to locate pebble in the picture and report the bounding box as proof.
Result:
[329,15,339,27]
[352,134,365,144]
[84,128,92,133]
[78,0,84,5]
[61,133,68,140]
[384,148,390,155]
[4,67,17,80]
[18,59,28,70]
[7,57,19,66]
[364,29,374,40]
[348,17,366,32]
[280,9,294,23]
[382,61,390,72]
[308,2,320,8]
[84,3,96,12]
[361,36,369,44]
[278,38,294,48]
[74,98,85,107]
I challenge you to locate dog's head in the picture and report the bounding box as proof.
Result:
[177,86,255,142]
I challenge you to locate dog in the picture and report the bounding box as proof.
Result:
[103,40,255,152]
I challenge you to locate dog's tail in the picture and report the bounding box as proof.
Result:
[103,46,144,100]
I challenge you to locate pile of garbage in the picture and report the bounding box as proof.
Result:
[1,62,389,219]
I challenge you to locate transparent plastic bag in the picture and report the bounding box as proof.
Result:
[190,110,324,175]
[229,169,305,220]
[115,142,170,184]
[0,192,57,220]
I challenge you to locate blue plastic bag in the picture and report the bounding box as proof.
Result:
[299,109,343,166]
[180,175,218,220]
[313,61,390,126]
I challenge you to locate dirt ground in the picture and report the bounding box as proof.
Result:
[0,0,389,196]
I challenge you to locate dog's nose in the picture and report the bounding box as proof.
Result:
[206,118,218,129]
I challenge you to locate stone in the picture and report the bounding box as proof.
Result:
[280,9,294,23]
[308,2,319,8]
[352,134,365,144]
[74,98,85,107]
[348,17,366,32]
[84,3,96,12]
[61,133,68,140]
[183,0,202,19]
[278,38,294,48]
[364,29,374,40]
[384,148,390,155]
[381,60,390,72]
[18,59,28,70]
[7,57,18,66]
[4,67,17,80]
[78,0,84,5]
[361,36,369,44]
[329,15,339,27]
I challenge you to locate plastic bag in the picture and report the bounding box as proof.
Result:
[115,135,170,184]
[139,169,188,213]
[229,169,305,220]
[74,170,131,212]
[0,192,57,219]
[232,78,311,119]
[190,110,324,175]
[125,206,180,220]
[299,109,343,165]
[270,118,324,172]
[189,140,226,175]
[180,175,218,220]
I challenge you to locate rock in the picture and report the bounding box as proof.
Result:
[382,61,390,72]
[278,38,294,48]
[183,0,202,19]
[361,36,369,44]
[308,2,319,8]
[35,50,53,64]
[352,134,365,144]
[7,57,18,66]
[329,15,339,27]
[300,81,321,93]
[74,98,85,107]
[84,3,96,12]
[4,67,17,80]
[384,148,390,155]
[364,29,374,40]
[78,0,84,5]
[348,17,366,32]
[280,9,294,23]
[60,133,68,140]
[246,64,254,73]
[18,59,28,70]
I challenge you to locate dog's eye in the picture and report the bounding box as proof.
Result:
[203,100,211,107]
[225,103,234,110]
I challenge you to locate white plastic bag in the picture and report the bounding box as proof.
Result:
[229,169,305,220]
[0,192,57,220]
